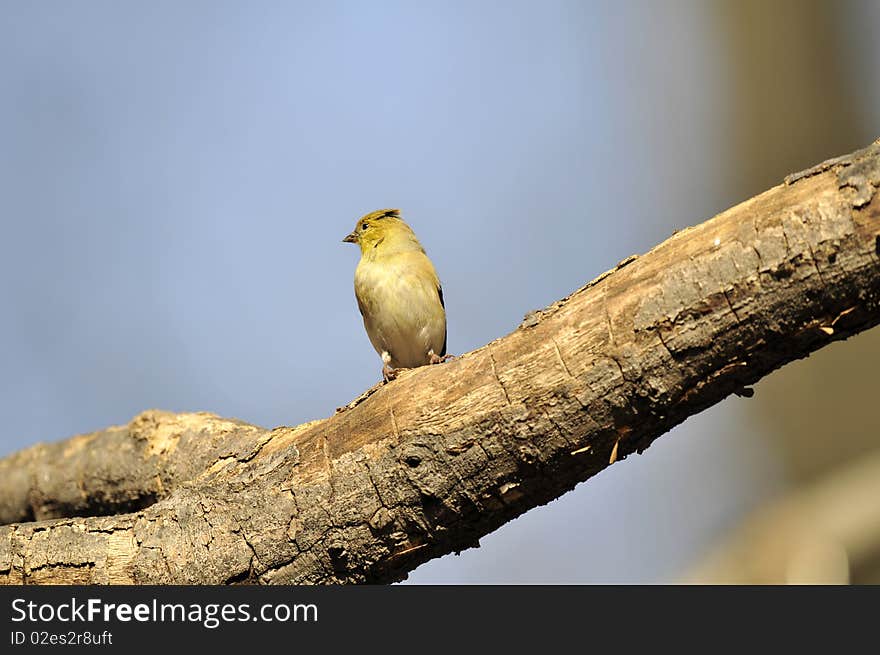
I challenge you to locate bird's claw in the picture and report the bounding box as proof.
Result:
[382,364,399,382]
[383,355,452,382]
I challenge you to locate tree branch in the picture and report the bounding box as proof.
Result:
[2,140,879,584]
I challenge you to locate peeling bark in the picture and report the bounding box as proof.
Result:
[1,140,880,585]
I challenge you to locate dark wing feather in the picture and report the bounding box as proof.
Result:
[438,284,447,357]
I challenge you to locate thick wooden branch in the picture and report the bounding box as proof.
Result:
[1,141,879,584]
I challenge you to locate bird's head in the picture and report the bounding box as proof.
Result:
[343,208,421,255]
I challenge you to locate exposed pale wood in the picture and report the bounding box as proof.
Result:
[1,141,879,584]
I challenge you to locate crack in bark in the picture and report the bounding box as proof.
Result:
[780,220,792,255]
[603,286,616,345]
[234,525,258,582]
[654,328,676,361]
[607,353,626,379]
[363,459,390,512]
[389,407,401,442]
[542,409,574,448]
[237,433,274,463]
[806,242,828,288]
[751,245,765,268]
[722,288,742,323]
[552,338,575,379]
[487,349,512,406]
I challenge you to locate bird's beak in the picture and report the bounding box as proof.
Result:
[342,232,358,244]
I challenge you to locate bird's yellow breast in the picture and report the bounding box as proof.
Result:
[354,250,446,368]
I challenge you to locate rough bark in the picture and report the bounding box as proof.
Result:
[718,0,879,486]
[1,141,879,585]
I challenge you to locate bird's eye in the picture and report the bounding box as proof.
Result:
[361,223,368,231]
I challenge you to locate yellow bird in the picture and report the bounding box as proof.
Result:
[343,209,450,381]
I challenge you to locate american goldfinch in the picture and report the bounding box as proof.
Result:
[343,209,450,381]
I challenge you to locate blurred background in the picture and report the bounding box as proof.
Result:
[2,0,879,583]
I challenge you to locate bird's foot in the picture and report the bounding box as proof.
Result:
[382,363,399,382]
[429,353,456,365]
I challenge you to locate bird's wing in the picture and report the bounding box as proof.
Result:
[437,283,447,356]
